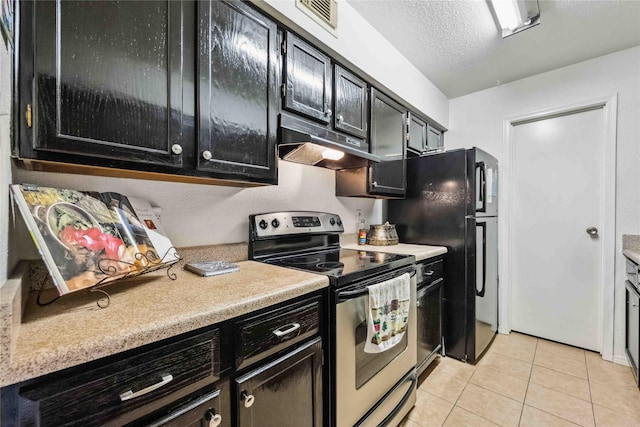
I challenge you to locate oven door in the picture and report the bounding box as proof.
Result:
[335,266,417,427]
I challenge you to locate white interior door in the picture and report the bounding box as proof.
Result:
[511,108,604,351]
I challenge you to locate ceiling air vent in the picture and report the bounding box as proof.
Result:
[296,0,338,35]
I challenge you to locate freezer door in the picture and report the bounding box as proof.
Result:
[471,216,498,360]
[469,148,498,218]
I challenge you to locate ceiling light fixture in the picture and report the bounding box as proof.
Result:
[489,0,541,38]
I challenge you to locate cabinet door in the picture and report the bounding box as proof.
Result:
[626,282,639,383]
[334,65,367,139]
[31,1,187,167]
[417,279,443,370]
[283,33,332,124]
[427,125,444,152]
[407,112,427,154]
[146,383,230,427]
[369,89,406,197]
[235,338,322,427]
[197,1,278,184]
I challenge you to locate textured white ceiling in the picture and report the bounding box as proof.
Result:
[346,0,640,98]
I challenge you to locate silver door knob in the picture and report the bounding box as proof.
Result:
[171,144,183,155]
[202,150,213,161]
[586,227,598,236]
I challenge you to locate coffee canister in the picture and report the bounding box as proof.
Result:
[358,229,367,245]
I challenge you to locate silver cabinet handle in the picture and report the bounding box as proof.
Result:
[119,374,173,401]
[241,390,255,408]
[586,227,598,236]
[337,114,344,122]
[425,270,434,276]
[272,322,300,337]
[202,150,213,161]
[171,144,182,155]
[372,181,378,187]
[325,108,332,117]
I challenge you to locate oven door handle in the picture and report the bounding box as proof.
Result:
[337,269,416,302]
[337,288,369,300]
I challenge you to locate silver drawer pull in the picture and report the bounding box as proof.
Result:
[273,322,301,337]
[425,270,435,276]
[119,374,173,401]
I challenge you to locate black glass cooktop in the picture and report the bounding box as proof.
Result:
[265,248,414,285]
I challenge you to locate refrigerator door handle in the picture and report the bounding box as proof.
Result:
[476,222,487,297]
[476,161,487,213]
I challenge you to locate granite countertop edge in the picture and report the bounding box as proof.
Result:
[341,243,448,261]
[0,261,329,387]
[624,249,640,265]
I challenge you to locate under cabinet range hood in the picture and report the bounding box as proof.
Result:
[278,112,381,170]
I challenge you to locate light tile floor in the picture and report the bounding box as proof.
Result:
[400,332,640,427]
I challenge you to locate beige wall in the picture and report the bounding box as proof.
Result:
[446,46,640,362]
[1,45,12,284]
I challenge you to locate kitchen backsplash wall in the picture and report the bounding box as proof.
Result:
[11,162,384,261]
[623,235,640,251]
[1,45,12,285]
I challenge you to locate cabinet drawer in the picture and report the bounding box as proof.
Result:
[235,298,321,370]
[19,329,220,427]
[418,259,443,287]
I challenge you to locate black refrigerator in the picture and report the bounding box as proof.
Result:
[388,148,498,363]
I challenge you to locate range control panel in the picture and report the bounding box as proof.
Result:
[251,211,344,238]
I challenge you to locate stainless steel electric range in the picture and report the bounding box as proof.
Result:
[249,211,417,427]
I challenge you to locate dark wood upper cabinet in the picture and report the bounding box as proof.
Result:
[333,65,367,139]
[283,32,332,124]
[197,0,278,184]
[29,0,188,167]
[368,88,407,197]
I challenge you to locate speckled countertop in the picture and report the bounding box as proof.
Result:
[0,261,328,387]
[341,243,447,261]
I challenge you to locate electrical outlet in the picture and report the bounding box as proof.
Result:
[356,210,365,228]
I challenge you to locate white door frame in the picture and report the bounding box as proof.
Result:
[500,94,617,361]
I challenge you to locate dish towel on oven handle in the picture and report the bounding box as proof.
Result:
[364,272,411,353]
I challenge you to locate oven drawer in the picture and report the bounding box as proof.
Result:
[417,259,443,286]
[235,297,321,370]
[19,329,220,427]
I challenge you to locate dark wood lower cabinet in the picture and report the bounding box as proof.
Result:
[234,338,323,427]
[1,293,326,426]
